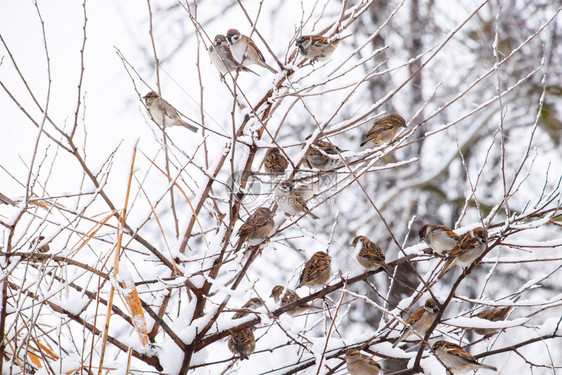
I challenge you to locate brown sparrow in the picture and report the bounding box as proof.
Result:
[143,91,198,132]
[419,224,461,255]
[473,306,511,336]
[274,180,319,219]
[228,298,262,360]
[208,34,257,76]
[295,34,350,63]
[270,285,317,316]
[351,236,387,271]
[228,328,255,361]
[392,298,440,348]
[432,340,497,373]
[235,207,276,251]
[226,29,278,73]
[232,297,264,319]
[305,139,344,171]
[296,251,332,289]
[439,227,487,278]
[360,114,406,147]
[264,147,289,177]
[30,236,50,253]
[345,349,382,375]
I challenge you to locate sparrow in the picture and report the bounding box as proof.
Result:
[432,340,497,374]
[30,236,50,253]
[208,34,257,76]
[296,251,332,289]
[274,180,319,219]
[345,349,382,375]
[351,236,387,271]
[235,207,276,252]
[226,29,278,73]
[360,114,406,147]
[305,139,344,171]
[264,147,289,177]
[295,34,351,63]
[270,285,316,316]
[291,176,320,201]
[473,306,511,336]
[143,91,198,132]
[439,227,487,278]
[392,298,440,348]
[228,328,256,361]
[228,298,262,360]
[232,297,264,319]
[419,224,461,255]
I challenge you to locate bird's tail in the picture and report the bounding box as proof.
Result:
[234,240,244,253]
[381,263,394,277]
[480,364,497,371]
[438,259,454,279]
[176,115,200,132]
[333,34,352,44]
[240,66,260,76]
[306,210,319,220]
[392,329,407,348]
[181,121,198,132]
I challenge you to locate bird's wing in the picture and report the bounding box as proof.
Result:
[359,242,385,262]
[404,306,425,325]
[449,233,478,257]
[248,38,266,62]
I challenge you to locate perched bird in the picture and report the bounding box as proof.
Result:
[30,236,50,253]
[226,29,278,73]
[305,139,344,171]
[351,236,387,271]
[345,349,382,375]
[393,298,440,348]
[473,306,512,336]
[439,227,487,278]
[235,207,276,251]
[232,297,264,319]
[295,34,350,62]
[270,285,316,316]
[291,177,320,201]
[274,180,319,219]
[419,224,461,255]
[264,147,289,177]
[228,328,256,360]
[143,91,198,132]
[296,251,332,289]
[208,34,257,76]
[432,340,497,374]
[360,114,406,147]
[229,298,262,360]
